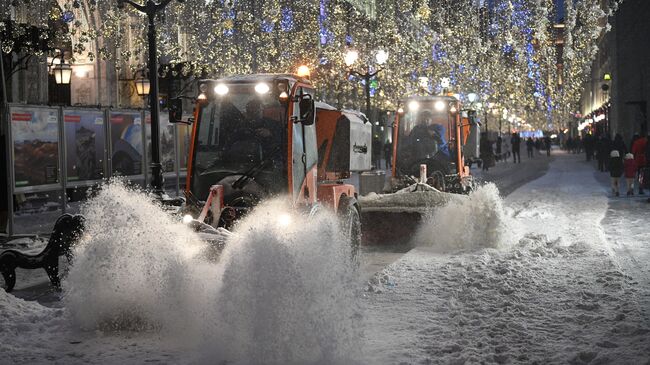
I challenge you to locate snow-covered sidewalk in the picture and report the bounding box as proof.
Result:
[362,152,650,364]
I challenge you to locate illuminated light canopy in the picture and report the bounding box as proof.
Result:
[375,49,388,65]
[344,50,359,67]
[214,83,229,96]
[255,82,270,94]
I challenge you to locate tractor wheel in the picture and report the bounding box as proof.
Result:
[339,198,361,262]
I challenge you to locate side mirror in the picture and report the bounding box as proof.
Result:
[169,98,190,124]
[298,94,315,126]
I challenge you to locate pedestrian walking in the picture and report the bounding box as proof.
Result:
[612,133,627,155]
[526,137,534,158]
[384,141,393,170]
[511,132,521,163]
[631,133,647,194]
[610,150,624,197]
[480,133,494,171]
[544,136,552,157]
[496,136,503,162]
[584,134,594,161]
[624,153,638,196]
[596,135,611,172]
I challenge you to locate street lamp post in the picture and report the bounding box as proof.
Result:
[344,49,387,121]
[117,0,183,197]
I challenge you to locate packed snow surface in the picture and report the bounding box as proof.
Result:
[362,154,650,364]
[2,154,649,364]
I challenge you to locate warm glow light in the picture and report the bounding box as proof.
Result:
[375,49,388,65]
[182,214,194,224]
[53,63,72,85]
[450,105,458,113]
[296,65,310,77]
[255,82,270,94]
[408,100,420,111]
[603,73,611,81]
[214,83,229,96]
[434,100,446,111]
[197,93,207,100]
[397,107,404,114]
[344,50,359,67]
[134,77,150,96]
[279,91,289,99]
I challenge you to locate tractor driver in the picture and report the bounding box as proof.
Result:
[241,98,283,158]
[410,110,439,159]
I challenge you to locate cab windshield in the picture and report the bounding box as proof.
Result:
[396,99,453,174]
[190,83,288,200]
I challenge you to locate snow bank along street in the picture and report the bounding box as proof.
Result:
[363,152,650,364]
[1,153,649,364]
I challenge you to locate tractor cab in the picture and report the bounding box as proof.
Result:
[185,74,318,227]
[392,95,475,193]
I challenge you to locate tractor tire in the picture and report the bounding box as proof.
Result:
[339,197,361,262]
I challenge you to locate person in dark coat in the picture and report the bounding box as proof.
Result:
[612,133,627,155]
[480,133,494,171]
[526,137,535,158]
[511,133,521,163]
[384,141,393,169]
[544,136,552,156]
[496,136,503,162]
[609,150,624,197]
[584,134,594,161]
[596,135,611,172]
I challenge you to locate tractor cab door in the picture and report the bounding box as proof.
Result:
[290,86,318,206]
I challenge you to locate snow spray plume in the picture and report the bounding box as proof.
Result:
[64,179,218,334]
[201,198,363,365]
[415,184,514,251]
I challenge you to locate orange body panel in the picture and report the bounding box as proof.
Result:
[315,108,342,181]
[317,183,355,212]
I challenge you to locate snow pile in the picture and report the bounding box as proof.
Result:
[64,180,218,335]
[415,183,514,251]
[202,199,362,365]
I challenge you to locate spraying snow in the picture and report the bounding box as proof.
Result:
[64,180,218,335]
[61,180,361,364]
[415,183,514,251]
[200,199,363,365]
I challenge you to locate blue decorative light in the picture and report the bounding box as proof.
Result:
[62,11,75,23]
[281,7,294,31]
[261,20,274,33]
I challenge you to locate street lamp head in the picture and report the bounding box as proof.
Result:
[53,62,72,85]
[134,76,150,96]
[344,50,358,67]
[375,50,388,65]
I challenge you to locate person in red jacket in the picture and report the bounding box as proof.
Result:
[631,134,647,194]
[624,153,638,196]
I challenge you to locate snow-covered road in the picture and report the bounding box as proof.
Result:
[362,152,650,364]
[1,152,649,365]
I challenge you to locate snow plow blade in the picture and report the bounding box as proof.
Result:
[359,184,467,245]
